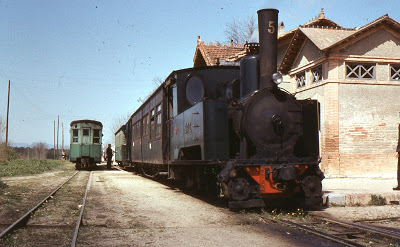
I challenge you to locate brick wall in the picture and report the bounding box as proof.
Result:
[322,82,340,175]
[339,83,400,176]
[339,153,397,177]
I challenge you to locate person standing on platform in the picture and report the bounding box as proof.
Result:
[106,144,113,170]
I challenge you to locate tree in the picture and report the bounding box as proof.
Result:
[224,15,257,46]
[33,142,48,160]
[0,143,19,162]
[137,76,164,103]
[110,112,131,136]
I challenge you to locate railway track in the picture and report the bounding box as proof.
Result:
[0,171,92,246]
[262,213,400,246]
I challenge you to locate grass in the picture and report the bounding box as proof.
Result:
[368,194,387,206]
[0,159,68,177]
[0,180,8,191]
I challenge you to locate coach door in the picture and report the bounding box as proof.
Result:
[82,128,91,156]
[167,82,182,160]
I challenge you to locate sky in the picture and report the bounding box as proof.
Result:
[0,0,399,148]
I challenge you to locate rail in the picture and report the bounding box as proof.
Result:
[267,217,363,247]
[0,171,79,239]
[311,214,400,241]
[71,171,92,247]
[263,214,400,246]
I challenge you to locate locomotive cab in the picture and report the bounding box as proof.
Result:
[166,67,240,162]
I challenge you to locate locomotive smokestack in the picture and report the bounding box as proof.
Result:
[257,9,279,90]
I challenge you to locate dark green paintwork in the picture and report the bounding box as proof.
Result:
[170,99,229,161]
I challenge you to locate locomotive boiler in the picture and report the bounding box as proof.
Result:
[118,8,324,208]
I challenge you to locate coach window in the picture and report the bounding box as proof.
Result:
[150,109,155,139]
[133,121,140,139]
[171,84,178,117]
[93,129,100,144]
[72,129,79,143]
[143,114,148,136]
[137,121,141,138]
[167,83,178,119]
[156,104,162,138]
[83,129,89,136]
[131,121,136,139]
[134,121,138,139]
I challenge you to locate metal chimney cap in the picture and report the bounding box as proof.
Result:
[257,8,279,14]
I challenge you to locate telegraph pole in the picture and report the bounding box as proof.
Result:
[5,80,10,146]
[54,121,56,159]
[62,122,64,151]
[57,115,59,159]
[62,122,64,162]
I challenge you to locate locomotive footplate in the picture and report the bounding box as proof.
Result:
[229,199,266,209]
[217,158,320,183]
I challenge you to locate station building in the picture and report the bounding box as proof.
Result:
[193,10,400,177]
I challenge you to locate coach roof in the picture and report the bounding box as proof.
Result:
[70,119,103,127]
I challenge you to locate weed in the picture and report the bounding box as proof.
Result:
[0,179,8,192]
[130,221,148,229]
[368,194,386,206]
[263,207,310,222]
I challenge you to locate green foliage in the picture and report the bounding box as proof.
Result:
[0,142,19,162]
[0,179,8,194]
[0,159,63,177]
[368,194,387,206]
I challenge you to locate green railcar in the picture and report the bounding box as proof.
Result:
[114,125,126,166]
[70,120,103,170]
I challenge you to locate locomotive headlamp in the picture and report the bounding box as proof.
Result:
[272,73,283,85]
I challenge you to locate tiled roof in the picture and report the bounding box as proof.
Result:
[279,14,400,73]
[193,36,244,67]
[299,27,356,50]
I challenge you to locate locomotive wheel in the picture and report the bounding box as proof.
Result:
[228,177,251,201]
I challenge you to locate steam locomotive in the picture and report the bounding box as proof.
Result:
[116,9,324,208]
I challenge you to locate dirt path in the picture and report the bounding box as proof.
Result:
[77,168,335,246]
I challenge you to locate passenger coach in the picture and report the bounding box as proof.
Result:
[70,119,103,169]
